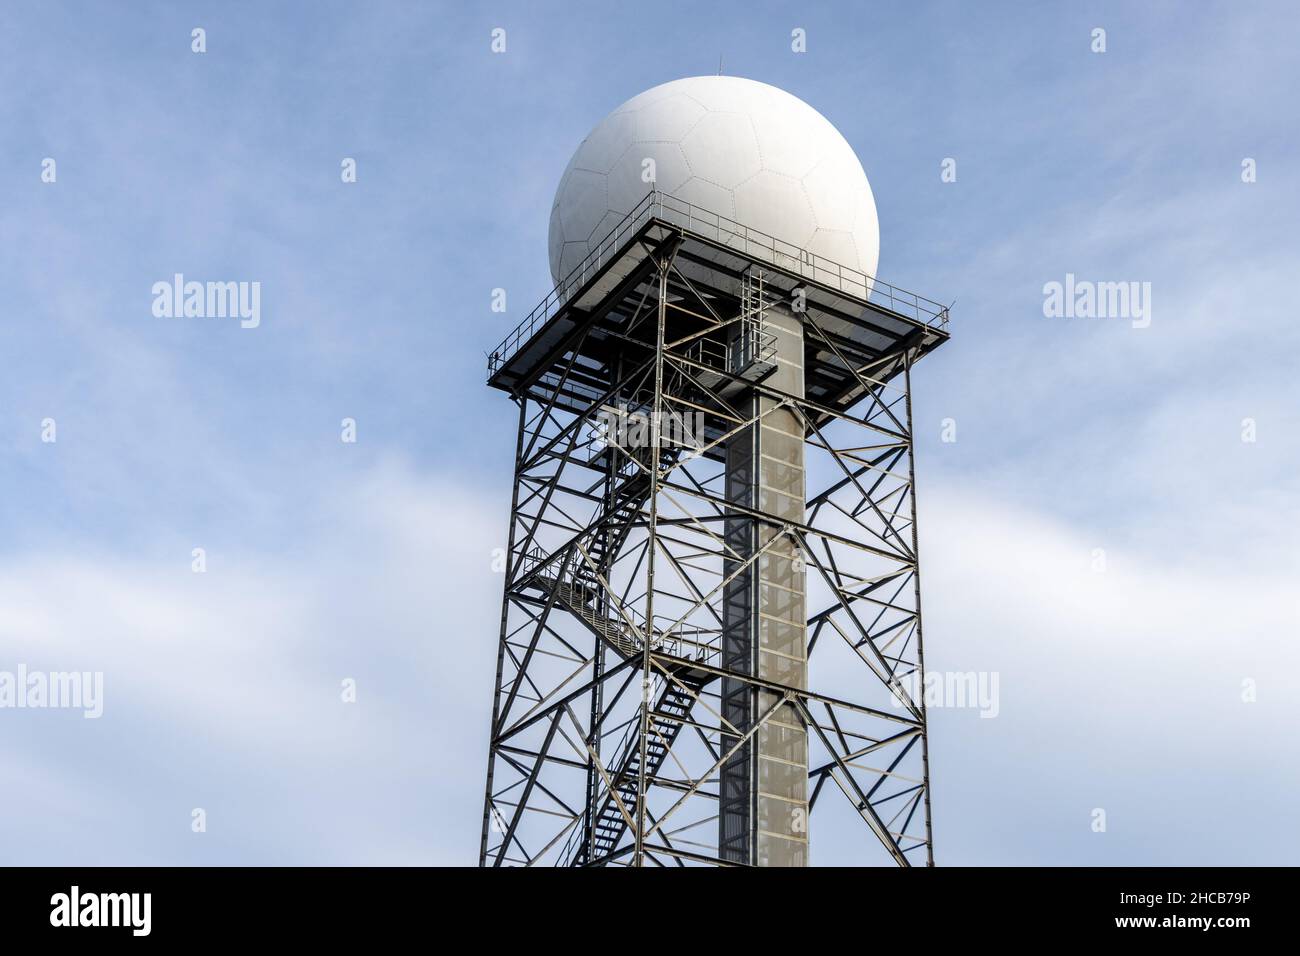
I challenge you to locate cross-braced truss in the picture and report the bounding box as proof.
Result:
[480,227,942,867]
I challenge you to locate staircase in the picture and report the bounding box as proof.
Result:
[562,672,706,866]
[531,528,711,865]
[570,438,676,594]
[520,428,714,866]
[538,572,642,659]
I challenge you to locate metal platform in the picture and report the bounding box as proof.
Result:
[487,190,950,420]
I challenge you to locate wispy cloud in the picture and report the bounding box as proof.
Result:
[0,461,502,864]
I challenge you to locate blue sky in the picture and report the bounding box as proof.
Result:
[1,0,1297,865]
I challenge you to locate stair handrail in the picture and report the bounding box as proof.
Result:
[521,544,722,670]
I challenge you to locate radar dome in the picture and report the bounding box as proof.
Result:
[548,75,880,285]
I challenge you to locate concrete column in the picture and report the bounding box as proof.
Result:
[719,303,808,866]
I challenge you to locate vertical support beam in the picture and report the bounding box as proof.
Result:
[479,397,528,866]
[581,416,615,864]
[903,349,936,866]
[633,255,670,867]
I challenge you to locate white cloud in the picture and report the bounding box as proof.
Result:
[915,484,1300,865]
[0,460,502,864]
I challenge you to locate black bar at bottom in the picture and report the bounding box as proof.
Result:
[0,866,1283,942]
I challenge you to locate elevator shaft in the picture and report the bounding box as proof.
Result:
[719,299,809,866]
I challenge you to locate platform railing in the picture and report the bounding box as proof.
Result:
[486,191,951,381]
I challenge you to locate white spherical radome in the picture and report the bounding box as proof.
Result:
[547,76,880,286]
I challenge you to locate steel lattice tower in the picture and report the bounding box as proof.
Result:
[479,191,949,866]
